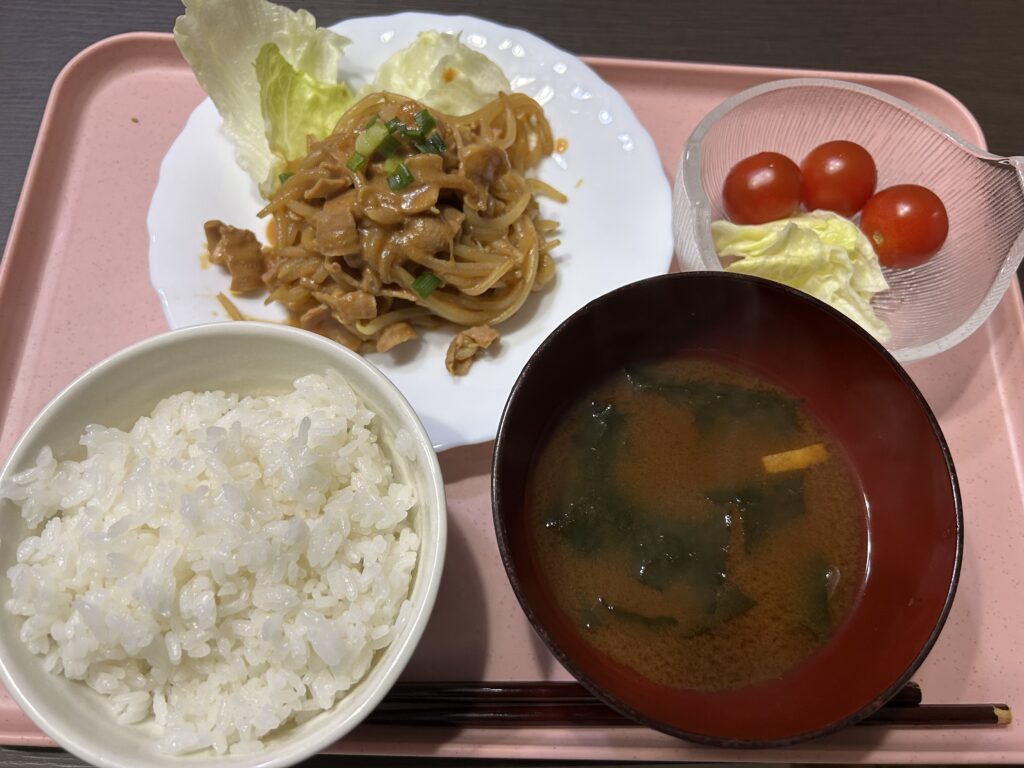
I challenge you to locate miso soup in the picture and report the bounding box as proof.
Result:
[527,356,868,692]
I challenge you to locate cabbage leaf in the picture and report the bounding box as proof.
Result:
[374,31,510,116]
[255,43,352,171]
[173,0,351,195]
[712,211,891,341]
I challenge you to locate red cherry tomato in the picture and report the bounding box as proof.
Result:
[860,185,949,268]
[722,152,803,224]
[800,140,877,216]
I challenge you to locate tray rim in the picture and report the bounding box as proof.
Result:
[0,29,1018,765]
[0,33,187,425]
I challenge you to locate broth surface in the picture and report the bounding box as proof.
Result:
[528,356,868,692]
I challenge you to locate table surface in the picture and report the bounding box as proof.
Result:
[0,1,1022,766]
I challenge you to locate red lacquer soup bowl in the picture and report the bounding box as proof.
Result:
[492,272,961,747]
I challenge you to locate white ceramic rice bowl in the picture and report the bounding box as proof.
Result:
[0,322,446,768]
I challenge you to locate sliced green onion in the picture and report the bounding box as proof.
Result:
[394,164,414,188]
[382,156,415,191]
[386,160,414,191]
[355,121,391,156]
[415,132,447,155]
[377,134,400,157]
[414,110,436,137]
[364,115,380,129]
[411,271,442,298]
[395,110,436,142]
[385,117,405,134]
[278,171,294,184]
[346,151,367,172]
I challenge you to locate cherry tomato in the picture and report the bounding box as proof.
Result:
[722,152,803,224]
[800,140,877,216]
[860,185,949,268]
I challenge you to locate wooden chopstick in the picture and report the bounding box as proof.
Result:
[860,703,1011,727]
[367,681,1009,729]
[369,704,637,726]
[384,680,601,704]
[384,680,922,707]
[888,681,923,707]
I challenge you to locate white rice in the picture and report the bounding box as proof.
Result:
[0,370,419,755]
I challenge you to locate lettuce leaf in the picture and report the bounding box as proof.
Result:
[173,0,351,195]
[374,31,510,116]
[712,211,891,342]
[255,43,352,170]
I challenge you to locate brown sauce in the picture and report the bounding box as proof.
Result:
[527,356,868,692]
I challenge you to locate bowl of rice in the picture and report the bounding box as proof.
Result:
[0,322,446,768]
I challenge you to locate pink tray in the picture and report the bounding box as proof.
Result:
[1,32,1022,764]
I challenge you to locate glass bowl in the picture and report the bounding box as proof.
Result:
[674,77,1024,362]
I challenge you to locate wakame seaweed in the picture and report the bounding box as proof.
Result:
[543,401,629,552]
[581,580,754,637]
[707,474,805,552]
[548,400,740,617]
[625,368,799,434]
[543,491,626,554]
[630,507,731,603]
[799,552,833,640]
[685,580,756,638]
[582,596,680,631]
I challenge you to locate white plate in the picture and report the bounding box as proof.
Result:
[148,11,673,450]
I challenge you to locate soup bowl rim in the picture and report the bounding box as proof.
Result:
[491,270,963,747]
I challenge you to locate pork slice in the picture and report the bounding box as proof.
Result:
[204,220,265,293]
[304,175,353,201]
[314,193,361,257]
[395,216,452,254]
[440,206,465,237]
[445,325,500,376]
[376,322,418,353]
[299,304,362,351]
[313,290,378,323]
[460,142,508,186]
